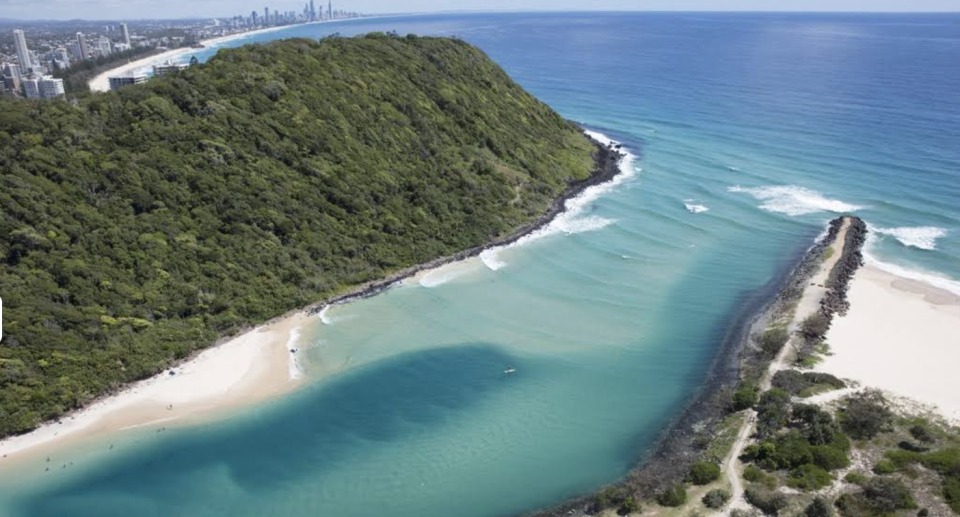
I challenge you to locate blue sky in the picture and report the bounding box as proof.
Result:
[2,0,959,20]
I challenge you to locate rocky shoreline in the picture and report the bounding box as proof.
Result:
[305,135,627,314]
[527,216,867,517]
[2,132,624,443]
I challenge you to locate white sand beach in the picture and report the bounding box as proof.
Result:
[88,24,303,92]
[87,16,396,92]
[816,265,960,422]
[0,311,311,461]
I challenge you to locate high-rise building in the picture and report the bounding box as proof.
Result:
[328,1,332,20]
[76,32,91,60]
[96,36,112,57]
[120,23,131,46]
[13,29,33,71]
[264,7,270,26]
[310,0,316,20]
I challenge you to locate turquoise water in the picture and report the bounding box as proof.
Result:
[2,12,959,517]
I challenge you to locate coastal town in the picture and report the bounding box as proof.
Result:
[0,1,363,98]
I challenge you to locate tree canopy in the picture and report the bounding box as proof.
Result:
[0,34,598,437]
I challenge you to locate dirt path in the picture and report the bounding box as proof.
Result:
[715,218,852,516]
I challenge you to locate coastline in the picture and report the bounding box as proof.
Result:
[87,15,401,92]
[0,311,311,462]
[815,264,960,423]
[528,216,871,517]
[0,134,626,466]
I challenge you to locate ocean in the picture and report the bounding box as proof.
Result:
[1,12,958,517]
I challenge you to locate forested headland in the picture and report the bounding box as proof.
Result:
[0,34,601,438]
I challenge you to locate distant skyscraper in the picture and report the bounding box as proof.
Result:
[310,0,316,20]
[328,0,332,19]
[120,23,131,46]
[13,29,33,71]
[96,36,112,57]
[76,32,91,60]
[264,7,270,26]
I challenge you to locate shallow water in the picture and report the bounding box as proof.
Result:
[2,12,959,517]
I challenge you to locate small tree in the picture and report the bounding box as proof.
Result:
[733,385,759,411]
[758,327,790,358]
[689,460,721,485]
[702,489,731,509]
[657,483,687,507]
[841,390,893,440]
[801,313,830,340]
[618,496,640,515]
[805,496,834,517]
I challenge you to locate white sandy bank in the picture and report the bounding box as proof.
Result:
[816,265,960,422]
[88,24,302,92]
[0,311,311,460]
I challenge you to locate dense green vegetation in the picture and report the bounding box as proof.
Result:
[0,34,599,438]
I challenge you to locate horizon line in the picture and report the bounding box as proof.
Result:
[2,9,960,23]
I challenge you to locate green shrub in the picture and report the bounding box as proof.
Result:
[594,486,619,509]
[744,464,764,482]
[909,424,936,444]
[758,327,790,358]
[689,460,721,485]
[787,464,834,491]
[757,389,792,438]
[617,496,640,515]
[801,313,830,340]
[943,476,960,514]
[656,483,687,507]
[840,390,893,440]
[872,459,896,475]
[862,476,917,513]
[811,444,851,470]
[733,385,759,411]
[745,487,788,515]
[805,496,835,517]
[702,489,731,509]
[844,471,867,485]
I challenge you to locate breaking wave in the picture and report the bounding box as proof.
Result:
[479,130,637,271]
[683,199,709,214]
[872,226,946,251]
[728,185,862,216]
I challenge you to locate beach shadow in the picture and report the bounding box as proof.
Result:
[13,343,521,517]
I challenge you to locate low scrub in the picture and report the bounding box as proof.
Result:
[688,460,721,485]
[656,483,687,507]
[703,488,731,509]
[745,487,788,515]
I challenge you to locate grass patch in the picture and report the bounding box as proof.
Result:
[706,412,748,463]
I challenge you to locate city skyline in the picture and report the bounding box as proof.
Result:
[1,0,959,21]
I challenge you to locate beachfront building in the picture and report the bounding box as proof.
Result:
[13,29,33,71]
[153,61,189,77]
[121,23,131,46]
[22,74,64,99]
[109,74,147,90]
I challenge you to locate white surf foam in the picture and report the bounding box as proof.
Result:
[683,199,709,214]
[872,226,947,251]
[419,267,464,288]
[728,185,862,216]
[317,306,333,325]
[863,232,960,297]
[727,166,742,172]
[479,130,638,271]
